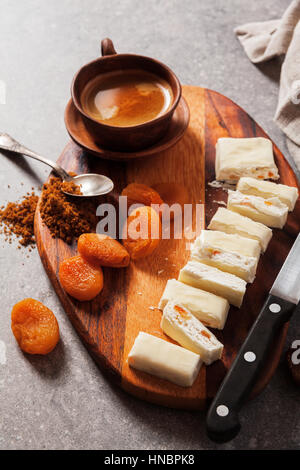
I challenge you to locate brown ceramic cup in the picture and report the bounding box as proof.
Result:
[71,38,182,152]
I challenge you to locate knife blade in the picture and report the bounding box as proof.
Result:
[270,233,300,304]
[206,233,300,443]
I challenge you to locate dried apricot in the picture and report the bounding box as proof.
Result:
[122,206,161,260]
[121,183,163,213]
[59,255,103,301]
[78,233,130,267]
[11,298,59,355]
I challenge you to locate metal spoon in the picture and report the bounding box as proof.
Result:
[0,133,114,197]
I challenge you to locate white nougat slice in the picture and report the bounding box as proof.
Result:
[237,177,299,211]
[208,207,272,252]
[215,137,279,182]
[161,301,223,365]
[159,279,229,329]
[191,230,259,282]
[227,190,288,229]
[128,332,202,387]
[193,230,261,259]
[179,260,246,307]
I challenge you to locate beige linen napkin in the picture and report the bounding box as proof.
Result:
[235,0,300,171]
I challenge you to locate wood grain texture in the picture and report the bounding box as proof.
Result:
[34,86,300,410]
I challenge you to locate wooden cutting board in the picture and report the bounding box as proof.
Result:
[34,86,300,410]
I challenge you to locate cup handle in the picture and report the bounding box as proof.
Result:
[101,38,117,56]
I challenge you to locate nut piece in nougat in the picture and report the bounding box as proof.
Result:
[179,260,247,308]
[161,301,223,365]
[159,279,229,329]
[215,137,279,182]
[191,230,259,283]
[208,207,272,252]
[128,332,202,387]
[237,177,299,211]
[227,190,288,229]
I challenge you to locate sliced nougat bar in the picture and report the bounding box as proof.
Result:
[237,177,298,211]
[191,230,260,282]
[227,190,288,229]
[179,260,247,308]
[159,278,229,329]
[215,137,279,182]
[128,332,202,387]
[208,207,272,252]
[161,301,223,365]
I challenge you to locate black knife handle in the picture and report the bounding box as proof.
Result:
[206,295,295,443]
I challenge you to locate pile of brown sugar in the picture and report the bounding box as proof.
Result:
[0,177,96,248]
[0,192,38,246]
[61,180,82,196]
[39,176,97,244]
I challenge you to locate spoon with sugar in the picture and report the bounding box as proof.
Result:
[0,133,114,197]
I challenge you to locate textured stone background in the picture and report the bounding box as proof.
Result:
[0,0,299,450]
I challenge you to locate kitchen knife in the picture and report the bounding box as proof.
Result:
[206,233,300,443]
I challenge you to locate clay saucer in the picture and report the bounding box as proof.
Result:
[64,97,190,161]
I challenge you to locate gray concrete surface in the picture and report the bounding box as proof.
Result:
[0,0,299,450]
